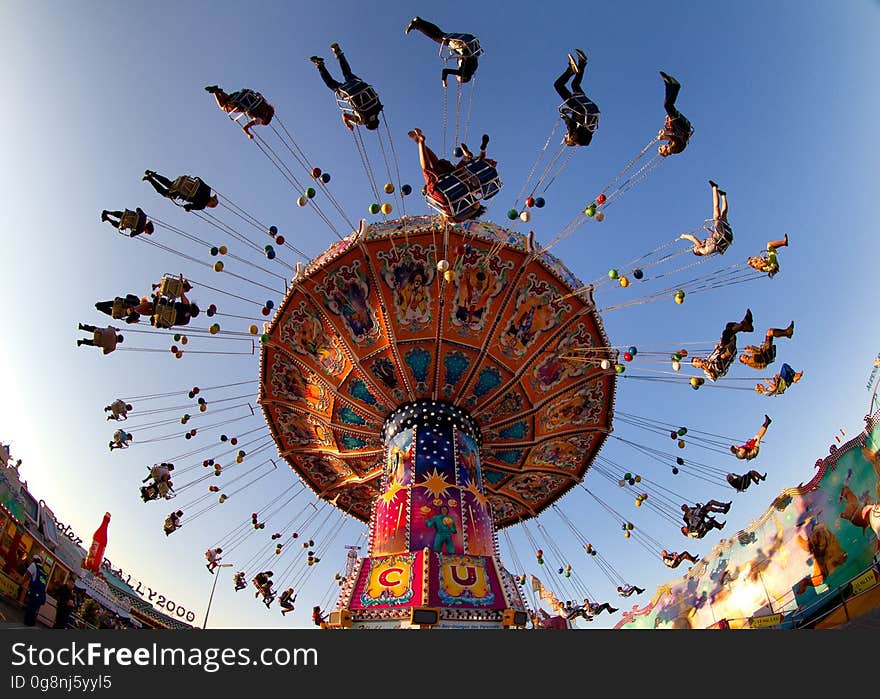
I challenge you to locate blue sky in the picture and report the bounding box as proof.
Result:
[0,1,878,628]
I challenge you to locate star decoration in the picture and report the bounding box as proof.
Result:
[417,468,454,499]
[380,479,408,505]
[464,482,488,507]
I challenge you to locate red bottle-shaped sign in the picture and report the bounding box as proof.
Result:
[82,512,111,573]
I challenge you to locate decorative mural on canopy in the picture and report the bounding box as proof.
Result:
[259,217,615,528]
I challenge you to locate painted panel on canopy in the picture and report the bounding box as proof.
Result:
[397,341,435,400]
[436,343,479,402]
[493,269,573,364]
[343,454,384,479]
[264,403,335,451]
[338,371,391,418]
[533,379,611,440]
[301,250,387,357]
[275,298,350,379]
[460,360,515,412]
[373,235,439,341]
[442,239,514,341]
[290,453,354,493]
[525,319,605,397]
[483,417,532,444]
[333,426,383,455]
[525,434,604,473]
[482,447,526,472]
[331,481,379,522]
[618,415,880,629]
[262,348,333,418]
[362,348,411,405]
[487,495,529,528]
[501,472,570,507]
[472,384,533,425]
[332,400,383,432]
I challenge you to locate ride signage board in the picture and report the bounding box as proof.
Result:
[850,569,878,595]
[0,570,19,598]
[748,612,783,629]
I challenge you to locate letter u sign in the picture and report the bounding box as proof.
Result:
[450,565,477,586]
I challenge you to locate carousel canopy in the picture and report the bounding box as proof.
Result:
[259,216,615,527]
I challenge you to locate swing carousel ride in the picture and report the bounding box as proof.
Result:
[86,18,799,629]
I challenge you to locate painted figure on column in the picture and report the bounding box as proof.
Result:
[426,505,457,554]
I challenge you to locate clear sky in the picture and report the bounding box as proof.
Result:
[0,1,878,629]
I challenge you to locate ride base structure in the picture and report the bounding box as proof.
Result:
[259,215,615,628]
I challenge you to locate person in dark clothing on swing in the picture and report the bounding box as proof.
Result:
[727,470,767,492]
[690,308,754,381]
[662,549,699,568]
[100,207,154,236]
[554,49,599,147]
[95,294,151,325]
[405,16,481,86]
[657,71,692,157]
[143,170,219,211]
[310,43,383,131]
[739,322,794,370]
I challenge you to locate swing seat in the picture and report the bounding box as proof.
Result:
[559,95,600,133]
[702,343,736,381]
[454,158,502,200]
[334,80,381,116]
[666,114,694,140]
[169,176,201,200]
[157,275,186,299]
[440,33,483,59]
[118,209,146,235]
[152,301,179,329]
[425,174,478,220]
[702,219,733,255]
[110,297,131,320]
[228,89,264,120]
